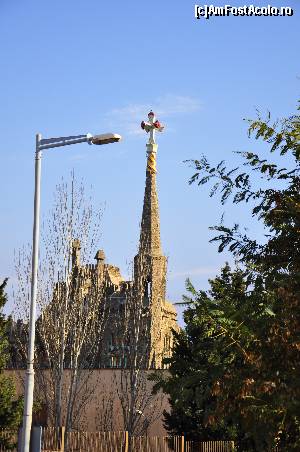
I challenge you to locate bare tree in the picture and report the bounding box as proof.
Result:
[13,172,107,433]
[95,386,116,432]
[98,251,165,440]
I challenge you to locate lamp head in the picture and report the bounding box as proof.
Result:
[90,133,122,145]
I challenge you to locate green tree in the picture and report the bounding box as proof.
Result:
[0,279,23,448]
[156,265,272,450]
[155,102,300,451]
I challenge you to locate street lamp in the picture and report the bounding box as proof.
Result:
[20,131,122,452]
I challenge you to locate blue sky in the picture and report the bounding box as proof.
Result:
[0,0,299,323]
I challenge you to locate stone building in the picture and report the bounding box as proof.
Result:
[61,111,179,370]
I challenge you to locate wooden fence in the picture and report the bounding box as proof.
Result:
[42,428,127,452]
[41,429,235,452]
[0,428,235,452]
[185,440,235,452]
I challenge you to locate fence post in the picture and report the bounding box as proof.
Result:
[59,427,65,452]
[30,426,42,452]
[124,431,129,452]
[181,435,185,452]
[18,428,23,452]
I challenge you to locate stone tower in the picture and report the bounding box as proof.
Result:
[134,111,168,368]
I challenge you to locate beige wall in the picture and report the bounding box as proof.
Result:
[5,369,170,436]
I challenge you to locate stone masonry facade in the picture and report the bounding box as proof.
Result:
[62,132,179,370]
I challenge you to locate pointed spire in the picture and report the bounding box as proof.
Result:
[139,167,162,255]
[139,111,165,256]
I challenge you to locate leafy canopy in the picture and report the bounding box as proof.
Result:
[156,102,300,451]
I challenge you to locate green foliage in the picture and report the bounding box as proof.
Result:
[186,102,300,272]
[0,279,9,371]
[157,102,300,451]
[0,279,23,448]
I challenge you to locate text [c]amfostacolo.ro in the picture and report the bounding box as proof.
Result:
[194,4,294,20]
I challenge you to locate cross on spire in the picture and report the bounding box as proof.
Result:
[141,111,165,174]
[141,111,164,145]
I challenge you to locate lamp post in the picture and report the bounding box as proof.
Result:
[20,131,122,452]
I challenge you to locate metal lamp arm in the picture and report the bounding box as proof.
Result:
[38,134,92,150]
